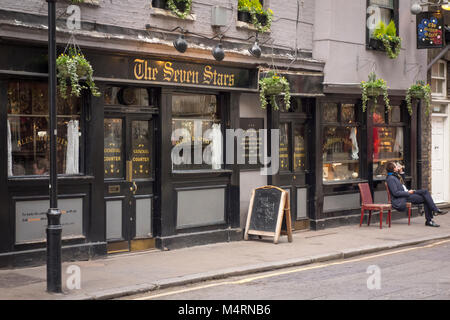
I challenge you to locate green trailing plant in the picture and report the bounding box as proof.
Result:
[360,72,391,113]
[56,48,100,99]
[251,7,273,33]
[238,0,273,32]
[167,0,192,19]
[372,20,402,59]
[259,71,291,110]
[238,0,252,12]
[405,80,432,116]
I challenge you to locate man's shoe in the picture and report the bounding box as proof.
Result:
[425,220,440,227]
[435,210,448,216]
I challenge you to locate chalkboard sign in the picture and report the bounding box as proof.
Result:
[244,186,293,244]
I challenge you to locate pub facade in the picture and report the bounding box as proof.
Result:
[0,0,430,267]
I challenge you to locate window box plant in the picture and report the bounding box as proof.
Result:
[238,0,273,32]
[152,0,167,9]
[405,81,432,116]
[167,0,192,19]
[370,20,401,59]
[259,71,291,110]
[238,0,252,23]
[360,72,390,113]
[56,48,100,99]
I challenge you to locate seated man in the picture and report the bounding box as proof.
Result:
[386,162,447,228]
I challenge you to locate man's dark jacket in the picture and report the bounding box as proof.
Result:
[386,174,409,211]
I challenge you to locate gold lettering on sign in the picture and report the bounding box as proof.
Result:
[133,59,238,87]
[163,62,174,82]
[134,59,145,80]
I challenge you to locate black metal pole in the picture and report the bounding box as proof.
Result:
[46,0,62,294]
[417,99,423,190]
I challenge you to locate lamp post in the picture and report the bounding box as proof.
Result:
[46,0,62,294]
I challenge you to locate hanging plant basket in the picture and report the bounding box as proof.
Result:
[360,72,391,113]
[259,71,291,110]
[56,38,100,100]
[167,0,192,19]
[405,81,431,116]
[366,86,384,97]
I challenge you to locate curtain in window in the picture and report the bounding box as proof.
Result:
[66,120,80,175]
[7,120,13,177]
[393,127,403,154]
[350,127,359,160]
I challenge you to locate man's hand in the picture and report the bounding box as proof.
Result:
[409,190,415,194]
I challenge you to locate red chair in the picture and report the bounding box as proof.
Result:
[358,183,392,229]
[385,182,412,226]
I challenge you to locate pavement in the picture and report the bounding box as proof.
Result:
[1,211,450,300]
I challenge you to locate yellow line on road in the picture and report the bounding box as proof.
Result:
[134,239,450,300]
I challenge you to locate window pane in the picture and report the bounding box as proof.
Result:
[388,105,401,123]
[373,105,386,124]
[439,62,445,78]
[373,126,404,179]
[341,104,356,124]
[171,94,221,171]
[323,126,360,181]
[132,120,152,179]
[279,123,290,172]
[7,81,81,177]
[432,63,439,77]
[104,119,124,179]
[104,87,149,106]
[432,79,444,95]
[370,0,394,9]
[293,125,306,172]
[323,103,338,122]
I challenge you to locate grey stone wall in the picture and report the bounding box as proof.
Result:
[0,0,315,53]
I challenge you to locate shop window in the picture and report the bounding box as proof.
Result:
[293,124,306,173]
[322,103,360,182]
[171,94,222,171]
[431,60,446,97]
[6,80,82,177]
[104,118,124,179]
[372,104,405,180]
[279,123,290,172]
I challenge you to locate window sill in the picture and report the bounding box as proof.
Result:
[323,179,368,186]
[172,169,233,175]
[8,175,95,185]
[236,21,270,33]
[61,0,100,7]
[150,7,196,21]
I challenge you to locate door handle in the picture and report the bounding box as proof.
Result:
[130,181,138,194]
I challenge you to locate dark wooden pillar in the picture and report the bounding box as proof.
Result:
[87,84,106,243]
[312,98,323,223]
[158,89,175,238]
[228,92,241,229]
[0,79,10,255]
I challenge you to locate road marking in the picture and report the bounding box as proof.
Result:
[134,239,450,300]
